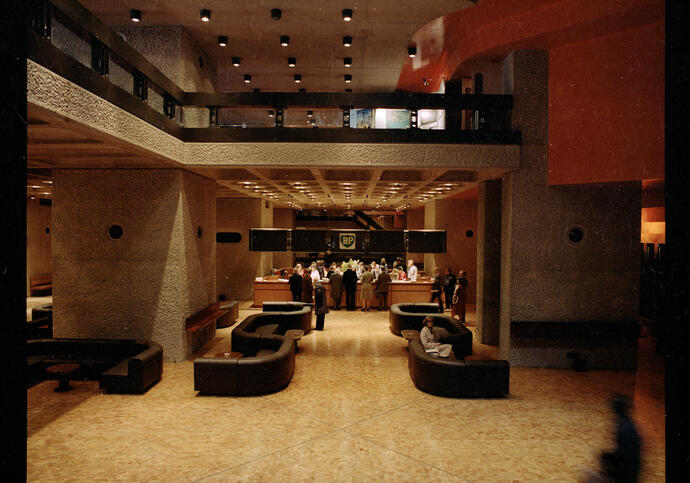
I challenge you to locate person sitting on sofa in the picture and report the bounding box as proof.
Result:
[419,316,453,358]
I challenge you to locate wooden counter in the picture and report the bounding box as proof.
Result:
[253,279,434,308]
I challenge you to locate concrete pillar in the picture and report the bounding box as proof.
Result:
[499,51,640,368]
[476,180,502,344]
[52,169,216,361]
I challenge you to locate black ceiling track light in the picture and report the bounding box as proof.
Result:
[200,9,211,22]
[271,8,282,20]
[288,57,296,67]
[218,35,228,47]
[130,9,141,23]
[408,46,417,57]
[294,74,302,83]
[344,57,352,67]
[344,74,352,83]
[244,74,251,83]
[232,57,240,66]
[343,35,352,47]
[342,9,353,21]
[280,35,290,47]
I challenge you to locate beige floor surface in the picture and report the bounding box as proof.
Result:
[27,304,665,482]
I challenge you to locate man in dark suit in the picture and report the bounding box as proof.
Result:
[342,264,358,311]
[314,280,329,330]
[289,267,303,302]
[328,267,343,310]
[374,268,391,310]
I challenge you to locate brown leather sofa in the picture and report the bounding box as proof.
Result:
[26,338,163,393]
[389,303,472,358]
[194,309,309,396]
[408,339,510,398]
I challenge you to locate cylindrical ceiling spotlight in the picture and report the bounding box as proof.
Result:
[307,110,313,117]
[218,35,228,47]
[271,8,282,20]
[343,36,352,47]
[232,57,240,66]
[344,74,352,83]
[200,9,211,22]
[280,35,290,47]
[342,9,353,21]
[344,57,352,67]
[130,9,141,22]
[288,57,296,67]
[294,74,302,83]
[243,74,251,83]
[408,46,417,58]
[268,110,274,117]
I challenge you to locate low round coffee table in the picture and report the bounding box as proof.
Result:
[214,352,243,358]
[45,363,81,392]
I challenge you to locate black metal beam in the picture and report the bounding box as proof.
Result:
[354,210,383,230]
[183,91,513,111]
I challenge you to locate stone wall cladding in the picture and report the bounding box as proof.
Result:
[52,169,216,361]
[27,61,183,164]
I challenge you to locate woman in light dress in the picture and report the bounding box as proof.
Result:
[360,265,375,311]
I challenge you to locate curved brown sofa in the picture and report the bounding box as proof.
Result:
[408,339,509,398]
[28,303,53,339]
[26,338,163,393]
[389,303,472,359]
[194,310,306,396]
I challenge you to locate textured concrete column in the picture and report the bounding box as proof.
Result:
[476,180,502,344]
[53,169,216,361]
[499,51,640,368]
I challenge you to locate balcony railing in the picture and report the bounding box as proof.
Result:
[28,0,520,145]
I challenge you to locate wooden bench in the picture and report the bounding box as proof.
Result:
[217,300,239,328]
[30,273,52,296]
[186,302,228,354]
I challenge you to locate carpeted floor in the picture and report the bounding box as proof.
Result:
[27,304,664,482]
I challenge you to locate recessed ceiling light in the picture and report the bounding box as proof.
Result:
[344,57,352,67]
[408,46,417,58]
[342,9,353,22]
[218,35,228,47]
[294,74,302,83]
[130,9,141,22]
[344,74,352,83]
[271,8,282,20]
[343,36,352,47]
[244,74,251,83]
[280,35,290,47]
[200,9,211,22]
[288,57,296,67]
[232,57,240,66]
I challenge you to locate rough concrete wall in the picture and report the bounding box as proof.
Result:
[500,50,640,368]
[26,199,52,295]
[259,200,274,276]
[470,61,505,94]
[216,199,264,301]
[423,201,438,275]
[115,27,216,92]
[52,169,215,361]
[433,198,478,306]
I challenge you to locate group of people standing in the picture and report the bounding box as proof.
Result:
[287,259,468,323]
[430,268,468,323]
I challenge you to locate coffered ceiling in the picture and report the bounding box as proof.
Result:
[77,0,474,92]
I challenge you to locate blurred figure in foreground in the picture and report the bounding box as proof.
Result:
[585,393,641,483]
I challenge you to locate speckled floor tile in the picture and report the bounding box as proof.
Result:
[27,306,664,482]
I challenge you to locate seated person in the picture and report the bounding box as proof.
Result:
[419,316,453,358]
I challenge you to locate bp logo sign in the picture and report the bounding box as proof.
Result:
[339,233,356,250]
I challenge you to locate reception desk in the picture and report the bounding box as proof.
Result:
[253,279,434,308]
